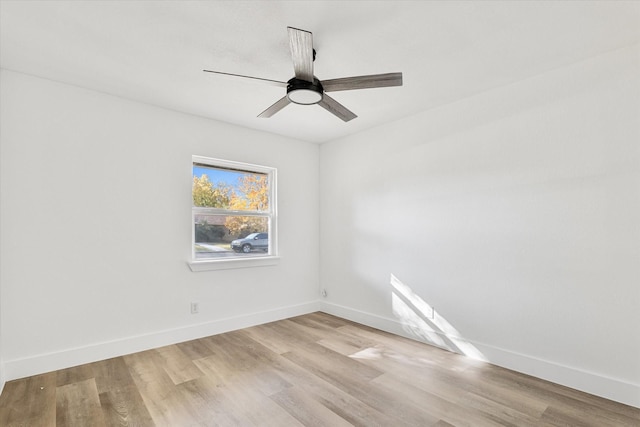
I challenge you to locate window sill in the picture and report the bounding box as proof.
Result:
[188,256,280,272]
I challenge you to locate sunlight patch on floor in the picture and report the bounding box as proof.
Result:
[349,346,384,360]
[349,344,440,369]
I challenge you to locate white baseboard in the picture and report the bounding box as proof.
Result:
[319,301,640,409]
[3,300,321,383]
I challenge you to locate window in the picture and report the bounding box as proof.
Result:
[189,156,277,271]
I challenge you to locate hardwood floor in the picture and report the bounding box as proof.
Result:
[1,312,638,426]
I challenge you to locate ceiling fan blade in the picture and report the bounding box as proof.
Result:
[318,94,357,122]
[203,69,287,87]
[322,72,403,92]
[287,27,314,83]
[258,96,291,118]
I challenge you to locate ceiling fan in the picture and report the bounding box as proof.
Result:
[203,27,403,122]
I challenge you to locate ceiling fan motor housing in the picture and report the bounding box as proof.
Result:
[286,77,324,105]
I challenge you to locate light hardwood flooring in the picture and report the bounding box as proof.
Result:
[1,312,638,426]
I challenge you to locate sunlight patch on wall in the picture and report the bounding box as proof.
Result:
[390,274,486,361]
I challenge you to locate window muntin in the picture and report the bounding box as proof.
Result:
[192,156,276,261]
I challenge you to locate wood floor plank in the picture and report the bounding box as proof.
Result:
[179,365,304,427]
[56,378,106,427]
[91,357,139,393]
[300,311,355,328]
[242,320,318,355]
[540,397,640,427]
[469,363,640,424]
[283,340,384,384]
[1,312,638,427]
[370,372,522,427]
[186,332,302,426]
[256,342,403,426]
[154,343,205,385]
[177,375,256,426]
[90,357,156,426]
[176,337,216,360]
[281,346,440,426]
[197,330,294,395]
[287,313,349,335]
[269,386,354,427]
[201,329,283,371]
[55,364,94,388]
[193,351,292,399]
[0,372,57,427]
[202,379,304,427]
[98,386,155,427]
[123,349,202,426]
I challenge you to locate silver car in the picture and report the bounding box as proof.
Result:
[231,233,269,253]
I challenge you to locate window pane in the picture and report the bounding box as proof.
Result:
[194,214,269,259]
[193,164,268,211]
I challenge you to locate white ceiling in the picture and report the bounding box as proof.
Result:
[1,1,639,143]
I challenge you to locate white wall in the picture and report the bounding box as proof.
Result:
[0,70,320,379]
[320,44,640,407]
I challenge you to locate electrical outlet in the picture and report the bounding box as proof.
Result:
[321,289,327,297]
[190,302,199,314]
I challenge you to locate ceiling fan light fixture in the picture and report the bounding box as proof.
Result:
[287,88,323,105]
[287,78,323,105]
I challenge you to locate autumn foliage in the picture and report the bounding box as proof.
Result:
[193,173,269,238]
[192,175,231,208]
[225,174,269,236]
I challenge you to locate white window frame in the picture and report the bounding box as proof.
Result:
[188,155,279,272]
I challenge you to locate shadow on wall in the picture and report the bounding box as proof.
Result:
[390,274,486,361]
